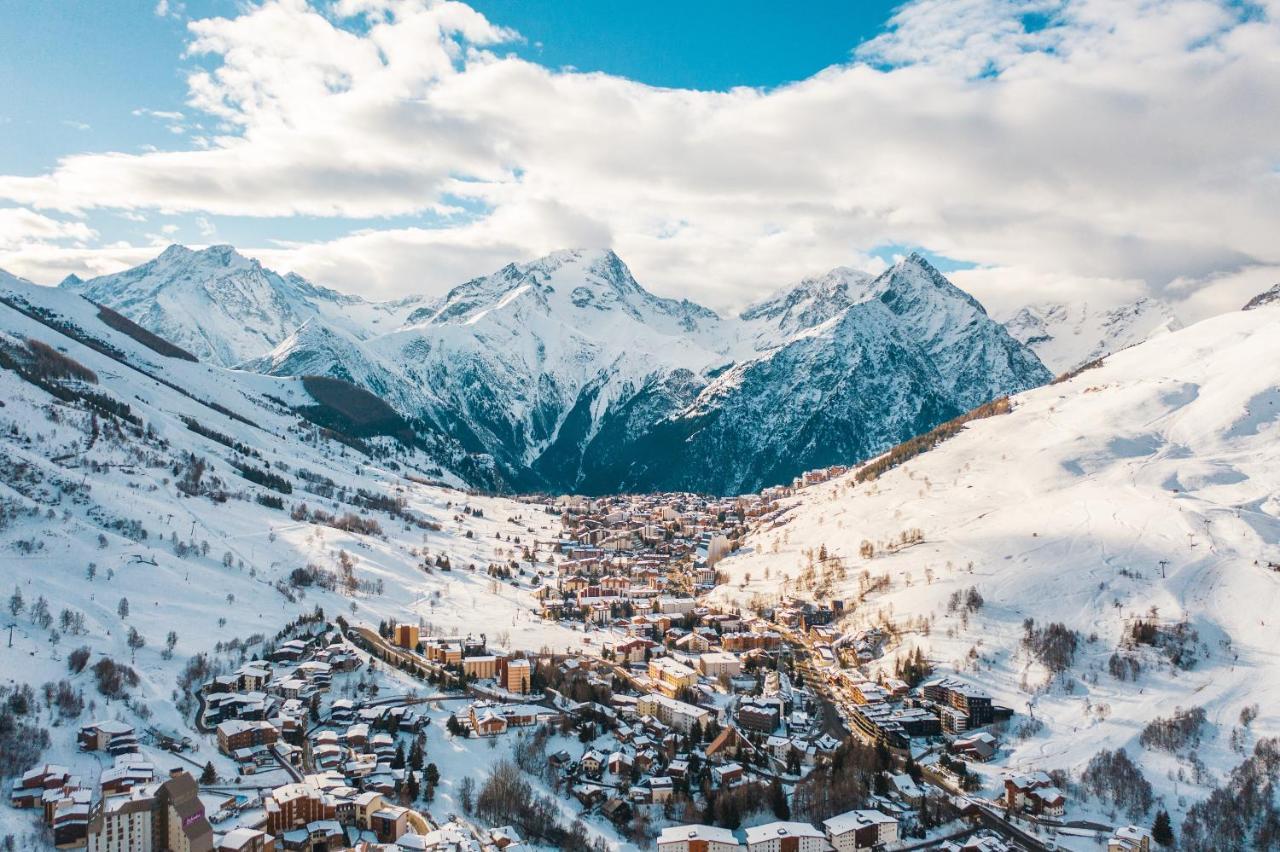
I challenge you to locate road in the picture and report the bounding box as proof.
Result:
[785,628,1058,852]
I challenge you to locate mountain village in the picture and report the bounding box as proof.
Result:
[0,244,1276,852]
[5,464,1160,852]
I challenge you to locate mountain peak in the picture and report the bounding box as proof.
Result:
[156,243,194,261]
[69,244,365,366]
[1243,282,1280,311]
[740,266,873,339]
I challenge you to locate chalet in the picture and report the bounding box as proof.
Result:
[766,735,794,763]
[271,639,308,662]
[890,773,925,806]
[952,732,998,762]
[1109,826,1153,852]
[218,827,274,852]
[602,797,632,826]
[1002,771,1056,813]
[581,750,605,777]
[706,726,752,762]
[10,765,73,809]
[489,826,524,849]
[675,632,712,653]
[607,751,633,776]
[472,709,508,737]
[1028,786,1066,817]
[52,790,92,848]
[236,663,272,691]
[78,720,137,753]
[711,762,744,788]
[573,784,607,808]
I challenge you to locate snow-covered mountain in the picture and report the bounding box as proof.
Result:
[710,301,1280,831]
[1002,296,1182,374]
[594,255,1050,494]
[60,245,422,367]
[1244,282,1280,311]
[67,245,1051,494]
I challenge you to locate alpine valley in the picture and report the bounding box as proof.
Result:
[63,245,1051,496]
[2,245,1280,852]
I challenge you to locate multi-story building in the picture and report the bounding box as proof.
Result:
[216,720,279,755]
[86,795,153,852]
[743,821,828,852]
[736,699,781,735]
[657,824,743,852]
[85,771,212,852]
[637,693,711,734]
[463,655,498,680]
[698,652,741,680]
[921,677,993,727]
[822,810,898,852]
[503,658,531,693]
[648,657,698,699]
[262,782,335,836]
[393,624,420,649]
[154,771,214,852]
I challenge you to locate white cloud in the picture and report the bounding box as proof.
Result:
[132,108,185,121]
[1,0,1278,316]
[0,207,97,252]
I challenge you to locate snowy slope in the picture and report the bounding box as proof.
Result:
[0,266,586,705]
[1002,297,1183,374]
[709,300,1280,825]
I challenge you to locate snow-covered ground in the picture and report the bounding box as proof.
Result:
[710,302,1280,828]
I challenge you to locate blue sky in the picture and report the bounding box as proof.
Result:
[0,0,902,261]
[0,1,898,174]
[0,0,1275,320]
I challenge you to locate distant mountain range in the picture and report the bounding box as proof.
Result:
[59,245,1056,494]
[1000,297,1183,373]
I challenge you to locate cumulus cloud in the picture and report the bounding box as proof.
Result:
[1,0,1278,317]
